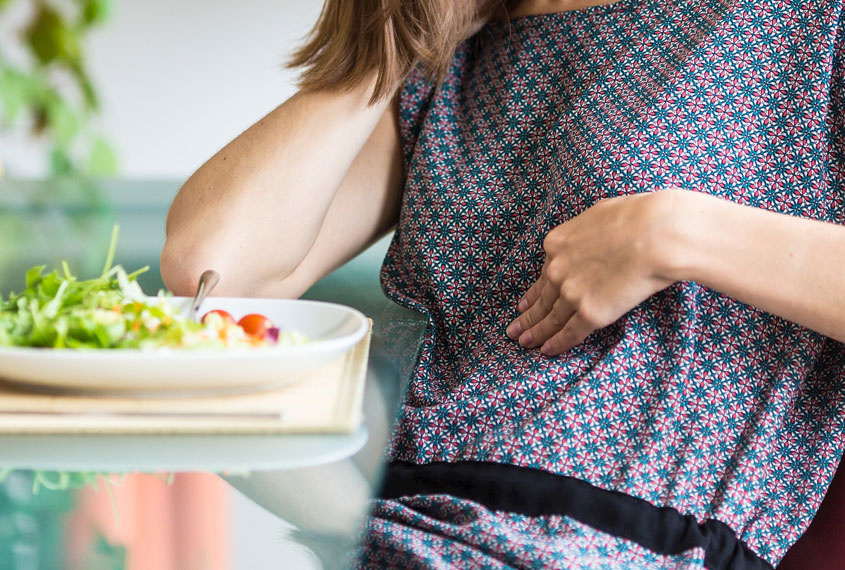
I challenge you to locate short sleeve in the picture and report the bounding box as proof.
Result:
[397,65,437,171]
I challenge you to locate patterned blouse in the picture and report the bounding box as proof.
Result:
[356,0,845,568]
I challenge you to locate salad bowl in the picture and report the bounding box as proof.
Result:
[0,297,369,395]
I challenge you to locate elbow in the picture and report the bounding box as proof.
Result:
[160,229,300,298]
[160,218,228,297]
[161,184,208,296]
[160,184,301,297]
[160,183,238,296]
[160,234,210,297]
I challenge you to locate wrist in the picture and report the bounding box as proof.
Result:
[648,188,712,283]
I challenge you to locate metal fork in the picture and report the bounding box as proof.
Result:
[190,270,220,321]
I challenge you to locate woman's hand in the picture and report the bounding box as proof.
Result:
[506,188,686,356]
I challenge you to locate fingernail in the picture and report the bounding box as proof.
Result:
[519,330,533,347]
[506,320,522,339]
[518,298,528,312]
[540,342,551,355]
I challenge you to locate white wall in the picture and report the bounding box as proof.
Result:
[1,0,322,178]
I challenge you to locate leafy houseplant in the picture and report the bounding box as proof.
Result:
[0,0,117,177]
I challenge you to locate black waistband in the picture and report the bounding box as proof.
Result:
[378,460,773,570]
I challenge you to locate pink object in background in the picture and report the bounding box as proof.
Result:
[65,472,229,570]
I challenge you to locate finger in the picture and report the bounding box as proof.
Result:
[540,312,594,356]
[517,272,546,313]
[512,283,558,345]
[507,274,549,339]
[521,298,575,349]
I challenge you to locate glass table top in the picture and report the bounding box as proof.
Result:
[0,178,427,569]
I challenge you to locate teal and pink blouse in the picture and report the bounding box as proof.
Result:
[357,1,845,568]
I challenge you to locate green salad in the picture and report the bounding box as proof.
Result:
[0,227,213,349]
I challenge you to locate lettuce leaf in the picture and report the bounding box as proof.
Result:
[0,225,212,349]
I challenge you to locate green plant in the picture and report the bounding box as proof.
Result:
[0,0,117,177]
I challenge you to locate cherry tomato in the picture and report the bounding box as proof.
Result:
[238,313,274,338]
[201,309,235,325]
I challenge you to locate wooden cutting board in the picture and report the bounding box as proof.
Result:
[0,321,372,435]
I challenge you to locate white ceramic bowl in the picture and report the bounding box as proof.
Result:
[0,297,368,395]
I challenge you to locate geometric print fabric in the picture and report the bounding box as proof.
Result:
[359,495,707,569]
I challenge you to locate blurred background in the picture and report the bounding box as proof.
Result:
[0,1,358,568]
[0,0,319,178]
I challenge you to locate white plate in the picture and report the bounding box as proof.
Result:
[0,297,368,395]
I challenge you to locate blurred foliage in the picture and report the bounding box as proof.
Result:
[0,470,126,569]
[0,0,118,177]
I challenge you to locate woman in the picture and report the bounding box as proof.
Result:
[161,0,845,568]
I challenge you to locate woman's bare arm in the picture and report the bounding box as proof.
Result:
[160,76,403,298]
[662,189,845,344]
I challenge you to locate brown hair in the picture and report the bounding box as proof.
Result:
[289,0,508,104]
